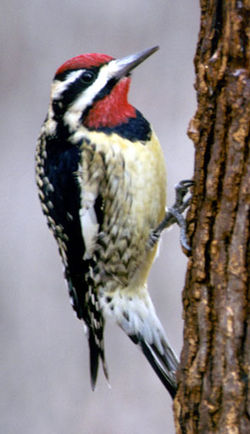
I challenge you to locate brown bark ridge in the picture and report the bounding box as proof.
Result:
[174,1,250,433]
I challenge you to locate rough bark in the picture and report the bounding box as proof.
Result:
[174,1,250,432]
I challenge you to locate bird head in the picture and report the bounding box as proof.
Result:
[48,46,159,132]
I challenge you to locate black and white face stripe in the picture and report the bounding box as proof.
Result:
[53,66,100,112]
[48,60,122,132]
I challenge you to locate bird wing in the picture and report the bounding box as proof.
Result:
[36,133,108,386]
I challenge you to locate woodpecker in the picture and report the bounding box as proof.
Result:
[36,46,179,398]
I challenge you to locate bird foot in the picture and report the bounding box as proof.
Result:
[150,179,194,253]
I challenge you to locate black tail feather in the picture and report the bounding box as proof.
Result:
[88,329,109,390]
[88,330,100,390]
[129,334,178,399]
[140,340,178,399]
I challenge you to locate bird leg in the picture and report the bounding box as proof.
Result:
[150,180,194,253]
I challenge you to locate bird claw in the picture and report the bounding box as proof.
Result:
[173,179,194,210]
[166,206,191,252]
[149,179,194,253]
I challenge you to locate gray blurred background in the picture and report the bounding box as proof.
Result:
[1,1,199,433]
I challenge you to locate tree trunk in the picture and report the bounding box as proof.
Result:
[174,1,249,432]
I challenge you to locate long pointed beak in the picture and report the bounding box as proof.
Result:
[110,46,159,79]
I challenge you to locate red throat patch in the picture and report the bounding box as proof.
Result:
[83,77,136,129]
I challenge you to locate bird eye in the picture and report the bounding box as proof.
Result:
[81,70,95,83]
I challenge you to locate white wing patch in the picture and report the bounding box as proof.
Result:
[80,197,99,260]
[77,166,100,260]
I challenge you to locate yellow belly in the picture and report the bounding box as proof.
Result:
[80,128,166,292]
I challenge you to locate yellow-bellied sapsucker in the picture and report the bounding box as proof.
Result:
[35,46,179,398]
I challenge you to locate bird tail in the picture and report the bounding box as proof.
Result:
[115,291,178,398]
[88,327,109,390]
[138,336,178,398]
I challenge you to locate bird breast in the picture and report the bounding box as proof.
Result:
[76,128,167,294]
